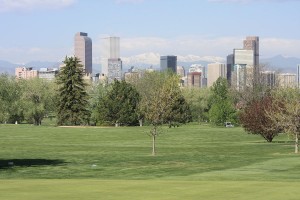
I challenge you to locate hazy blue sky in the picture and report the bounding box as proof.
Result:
[0,0,300,63]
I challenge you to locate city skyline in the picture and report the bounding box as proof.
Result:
[0,0,300,64]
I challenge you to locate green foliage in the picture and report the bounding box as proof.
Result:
[96,80,140,126]
[135,71,191,155]
[209,77,237,126]
[137,71,190,127]
[0,74,24,123]
[88,82,110,125]
[182,87,211,123]
[55,57,90,125]
[268,88,300,153]
[20,78,56,125]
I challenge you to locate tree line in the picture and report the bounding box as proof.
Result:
[1,56,300,153]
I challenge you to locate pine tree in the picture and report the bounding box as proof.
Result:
[56,57,90,125]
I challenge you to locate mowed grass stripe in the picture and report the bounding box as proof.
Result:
[0,124,296,180]
[0,180,299,200]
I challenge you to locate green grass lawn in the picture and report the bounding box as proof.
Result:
[0,124,299,199]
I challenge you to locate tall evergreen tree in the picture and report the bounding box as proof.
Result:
[56,57,90,125]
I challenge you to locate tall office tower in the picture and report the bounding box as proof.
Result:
[243,36,259,67]
[101,36,120,76]
[207,63,227,88]
[188,64,206,87]
[226,54,234,84]
[74,32,92,75]
[297,64,300,88]
[243,36,259,84]
[107,58,122,84]
[231,64,247,91]
[232,49,254,90]
[160,56,177,73]
[187,72,203,87]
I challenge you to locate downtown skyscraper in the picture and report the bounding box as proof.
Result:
[243,36,259,67]
[160,55,177,73]
[101,36,122,84]
[74,32,93,76]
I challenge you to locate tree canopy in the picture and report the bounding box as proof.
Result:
[239,96,281,142]
[96,80,140,126]
[209,77,237,126]
[21,78,56,125]
[136,71,190,155]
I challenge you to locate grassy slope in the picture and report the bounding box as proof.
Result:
[0,124,299,199]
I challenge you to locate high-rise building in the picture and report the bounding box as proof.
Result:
[243,36,259,84]
[187,72,203,87]
[226,54,234,84]
[231,64,247,91]
[188,64,206,87]
[207,63,226,87]
[234,49,254,66]
[232,49,254,90]
[243,36,259,67]
[74,32,92,76]
[107,58,122,84]
[15,67,38,79]
[228,36,260,90]
[160,56,177,73]
[101,36,120,76]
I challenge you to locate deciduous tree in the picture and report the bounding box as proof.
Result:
[21,78,56,125]
[239,96,281,142]
[209,77,237,126]
[182,87,211,123]
[267,88,300,153]
[0,74,23,123]
[137,71,190,155]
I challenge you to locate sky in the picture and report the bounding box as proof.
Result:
[0,0,300,64]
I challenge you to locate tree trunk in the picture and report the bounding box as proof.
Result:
[295,133,299,154]
[152,134,156,156]
[139,119,143,127]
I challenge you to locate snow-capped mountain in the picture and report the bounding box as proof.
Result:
[121,52,225,67]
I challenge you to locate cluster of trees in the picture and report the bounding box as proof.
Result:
[239,88,300,153]
[0,74,56,125]
[235,66,300,153]
[2,57,300,154]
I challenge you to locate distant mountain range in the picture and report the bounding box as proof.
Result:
[1,54,299,75]
[260,55,299,73]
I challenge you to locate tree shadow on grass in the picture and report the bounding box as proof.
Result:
[0,159,66,169]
